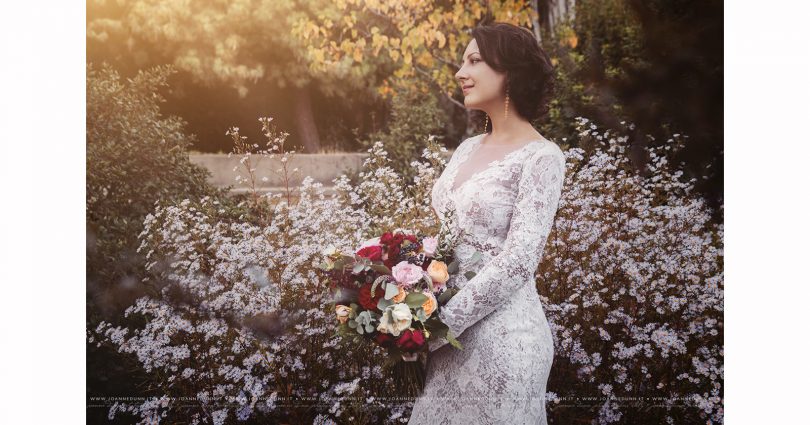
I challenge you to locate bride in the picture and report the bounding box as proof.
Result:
[408,23,565,424]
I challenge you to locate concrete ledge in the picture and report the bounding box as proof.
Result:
[190,150,454,194]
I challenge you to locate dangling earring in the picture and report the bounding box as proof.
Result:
[504,88,510,120]
[484,114,490,132]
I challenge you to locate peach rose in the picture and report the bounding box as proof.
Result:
[391,286,407,303]
[427,260,450,287]
[421,291,438,317]
[335,305,352,324]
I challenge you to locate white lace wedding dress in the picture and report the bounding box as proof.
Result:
[407,133,566,425]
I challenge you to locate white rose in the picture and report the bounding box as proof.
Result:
[377,303,413,337]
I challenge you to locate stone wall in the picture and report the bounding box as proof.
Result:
[189,150,454,196]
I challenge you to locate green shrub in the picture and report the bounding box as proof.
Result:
[86,62,230,321]
[359,78,448,184]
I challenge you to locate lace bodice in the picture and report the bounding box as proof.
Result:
[408,133,565,424]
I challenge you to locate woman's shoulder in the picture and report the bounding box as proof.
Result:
[526,138,566,169]
[461,132,486,147]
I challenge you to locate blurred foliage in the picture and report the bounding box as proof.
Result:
[359,78,449,184]
[86,62,229,321]
[538,0,723,221]
[538,0,645,140]
[88,1,723,219]
[297,0,535,100]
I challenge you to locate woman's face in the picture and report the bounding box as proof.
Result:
[455,38,506,110]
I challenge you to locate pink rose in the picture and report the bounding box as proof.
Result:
[391,261,424,288]
[421,236,438,257]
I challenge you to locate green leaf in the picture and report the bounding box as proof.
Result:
[446,329,464,350]
[384,281,400,300]
[404,292,428,308]
[352,263,366,274]
[377,297,392,311]
[437,287,459,304]
[446,260,459,274]
[333,258,349,270]
[464,271,477,280]
[369,263,391,274]
[469,251,482,264]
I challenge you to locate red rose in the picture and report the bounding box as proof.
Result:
[384,245,401,269]
[403,234,418,245]
[395,329,426,352]
[379,232,395,245]
[374,332,395,348]
[358,283,384,311]
[356,245,383,261]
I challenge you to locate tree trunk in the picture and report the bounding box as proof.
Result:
[291,84,321,153]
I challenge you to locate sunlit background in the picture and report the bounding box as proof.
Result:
[87,0,722,208]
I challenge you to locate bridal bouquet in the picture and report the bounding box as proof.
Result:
[319,228,475,364]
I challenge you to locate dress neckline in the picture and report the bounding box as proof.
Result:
[448,133,547,196]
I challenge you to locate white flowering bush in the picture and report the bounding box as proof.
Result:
[90,116,723,424]
[538,118,723,424]
[90,120,449,424]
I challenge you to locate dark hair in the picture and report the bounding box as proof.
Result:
[470,22,555,127]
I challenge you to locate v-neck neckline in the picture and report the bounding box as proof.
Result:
[448,133,547,197]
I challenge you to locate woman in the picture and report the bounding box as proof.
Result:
[408,23,565,424]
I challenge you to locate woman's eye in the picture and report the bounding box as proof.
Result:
[470,58,479,64]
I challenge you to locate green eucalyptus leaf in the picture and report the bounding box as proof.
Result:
[446,260,459,274]
[469,251,482,264]
[384,281,400,300]
[464,271,477,281]
[437,287,459,304]
[333,258,349,270]
[369,264,391,274]
[377,297,392,311]
[404,292,428,308]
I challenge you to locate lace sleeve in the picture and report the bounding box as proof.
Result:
[429,149,566,352]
